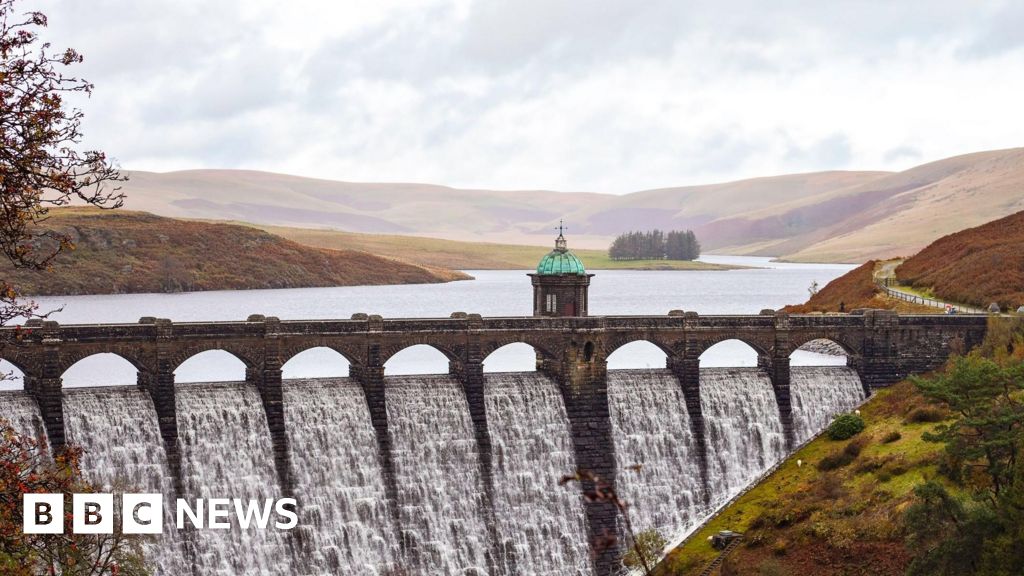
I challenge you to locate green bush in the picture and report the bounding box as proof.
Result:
[906,406,946,423]
[827,413,866,440]
[622,528,667,570]
[882,430,902,443]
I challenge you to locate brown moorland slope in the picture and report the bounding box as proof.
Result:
[783,261,933,314]
[896,209,1024,310]
[0,209,467,296]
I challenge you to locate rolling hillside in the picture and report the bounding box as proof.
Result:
[895,209,1024,310]
[116,147,1024,262]
[0,209,467,296]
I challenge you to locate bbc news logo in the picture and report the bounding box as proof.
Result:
[23,494,298,534]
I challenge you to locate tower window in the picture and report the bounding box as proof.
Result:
[546,293,557,313]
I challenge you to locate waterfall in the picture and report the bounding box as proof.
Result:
[484,372,591,576]
[700,368,786,504]
[0,391,48,446]
[175,382,293,575]
[790,366,866,444]
[607,370,705,543]
[283,378,398,575]
[62,387,190,576]
[385,376,492,575]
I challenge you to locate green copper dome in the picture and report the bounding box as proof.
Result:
[536,233,587,275]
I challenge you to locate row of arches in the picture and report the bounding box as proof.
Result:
[0,339,848,390]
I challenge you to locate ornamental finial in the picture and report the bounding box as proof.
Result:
[555,220,567,252]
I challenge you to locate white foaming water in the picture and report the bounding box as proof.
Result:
[385,376,492,575]
[484,372,591,576]
[700,368,787,504]
[283,379,398,575]
[63,387,190,576]
[175,382,293,575]
[0,391,48,446]
[790,367,866,444]
[607,370,707,543]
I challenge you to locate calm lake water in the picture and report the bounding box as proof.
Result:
[3,255,855,387]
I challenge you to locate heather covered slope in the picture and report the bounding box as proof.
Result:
[0,209,467,296]
[895,209,1024,310]
[782,261,933,314]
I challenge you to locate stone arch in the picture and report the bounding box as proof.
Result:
[168,343,261,374]
[698,338,766,368]
[481,336,560,362]
[0,357,28,390]
[280,340,364,369]
[376,338,460,364]
[383,344,455,376]
[606,339,669,369]
[62,353,139,387]
[694,334,773,358]
[59,345,152,376]
[482,342,538,372]
[281,346,352,379]
[173,349,250,383]
[786,333,861,357]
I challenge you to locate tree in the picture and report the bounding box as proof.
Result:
[1,0,125,325]
[0,421,149,575]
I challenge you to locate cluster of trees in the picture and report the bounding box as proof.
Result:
[904,320,1024,575]
[608,230,701,261]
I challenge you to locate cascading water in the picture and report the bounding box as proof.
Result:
[790,366,866,444]
[0,391,48,445]
[700,368,787,504]
[385,375,492,575]
[483,372,591,576]
[175,382,293,575]
[283,378,398,575]
[62,387,190,576]
[607,370,706,542]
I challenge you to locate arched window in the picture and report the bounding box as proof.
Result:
[483,343,537,373]
[0,359,26,391]
[699,340,760,367]
[384,345,450,376]
[175,350,247,383]
[62,354,137,388]
[282,347,351,379]
[791,339,849,366]
[607,341,667,369]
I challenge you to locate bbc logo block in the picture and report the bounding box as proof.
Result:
[23,493,162,535]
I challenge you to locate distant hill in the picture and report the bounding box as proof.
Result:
[0,209,467,296]
[254,224,740,271]
[896,209,1024,310]
[115,147,1024,262]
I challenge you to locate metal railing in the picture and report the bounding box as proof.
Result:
[874,278,987,314]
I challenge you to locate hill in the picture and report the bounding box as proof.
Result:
[253,224,740,271]
[782,261,934,314]
[114,147,1024,262]
[895,209,1024,311]
[0,209,468,296]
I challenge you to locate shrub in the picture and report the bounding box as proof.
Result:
[621,528,666,570]
[882,430,902,443]
[906,406,946,423]
[827,413,866,440]
[818,450,855,471]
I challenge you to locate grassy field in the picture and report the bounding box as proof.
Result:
[656,380,952,576]
[251,224,742,271]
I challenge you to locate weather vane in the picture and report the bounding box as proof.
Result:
[556,219,566,236]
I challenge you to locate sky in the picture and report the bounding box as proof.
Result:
[33,0,1024,193]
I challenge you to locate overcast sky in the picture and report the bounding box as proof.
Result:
[34,0,1024,193]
